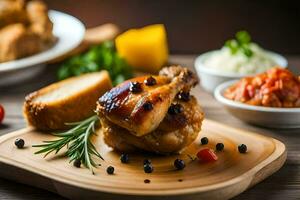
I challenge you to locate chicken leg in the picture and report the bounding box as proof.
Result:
[97,66,198,136]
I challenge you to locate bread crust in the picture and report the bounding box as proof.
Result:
[23,71,112,131]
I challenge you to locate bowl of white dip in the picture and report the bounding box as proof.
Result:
[194,32,288,93]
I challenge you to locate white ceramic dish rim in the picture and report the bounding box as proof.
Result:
[195,50,288,78]
[0,10,85,72]
[214,80,300,113]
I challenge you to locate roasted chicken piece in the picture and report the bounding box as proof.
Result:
[26,0,55,44]
[0,24,42,62]
[101,96,203,153]
[97,66,204,154]
[0,0,28,29]
[98,66,198,136]
[0,0,55,63]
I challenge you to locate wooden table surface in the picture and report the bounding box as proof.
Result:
[0,55,299,200]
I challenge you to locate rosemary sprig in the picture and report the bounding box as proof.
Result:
[32,115,102,173]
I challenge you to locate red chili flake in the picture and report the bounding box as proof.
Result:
[0,104,4,124]
[197,148,218,162]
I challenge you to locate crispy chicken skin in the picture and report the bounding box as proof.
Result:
[100,96,203,153]
[0,0,28,29]
[0,23,42,62]
[97,66,204,154]
[26,0,55,44]
[0,0,55,62]
[97,66,198,136]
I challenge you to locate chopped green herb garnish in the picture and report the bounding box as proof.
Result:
[225,30,253,58]
[236,30,251,44]
[57,41,133,86]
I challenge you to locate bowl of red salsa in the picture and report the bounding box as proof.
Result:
[214,67,300,128]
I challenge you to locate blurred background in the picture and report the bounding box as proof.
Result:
[45,0,300,54]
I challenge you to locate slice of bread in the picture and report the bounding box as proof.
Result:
[23,71,112,131]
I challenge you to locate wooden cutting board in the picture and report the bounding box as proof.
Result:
[0,119,286,200]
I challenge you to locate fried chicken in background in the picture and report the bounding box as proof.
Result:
[0,0,28,28]
[0,0,55,63]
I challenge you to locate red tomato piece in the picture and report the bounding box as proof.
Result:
[0,105,4,124]
[197,148,218,162]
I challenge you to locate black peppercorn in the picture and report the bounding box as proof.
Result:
[177,91,190,102]
[238,144,247,153]
[174,159,185,170]
[143,159,151,165]
[201,137,209,145]
[14,138,24,149]
[120,153,129,163]
[143,101,153,111]
[144,163,153,173]
[144,179,151,183]
[106,166,115,174]
[168,103,183,115]
[73,159,81,168]
[216,143,224,151]
[129,82,143,93]
[144,76,157,86]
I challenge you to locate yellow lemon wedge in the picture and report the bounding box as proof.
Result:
[115,24,169,73]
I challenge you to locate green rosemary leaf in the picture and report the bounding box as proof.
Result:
[82,121,94,170]
[89,141,103,160]
[65,121,82,126]
[41,140,57,143]
[32,115,101,173]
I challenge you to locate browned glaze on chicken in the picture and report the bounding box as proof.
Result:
[97,66,198,136]
[97,66,203,154]
[100,96,203,154]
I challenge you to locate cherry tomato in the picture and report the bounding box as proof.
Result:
[0,104,4,124]
[197,148,218,162]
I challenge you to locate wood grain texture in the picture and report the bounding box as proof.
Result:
[0,119,286,200]
[0,55,299,199]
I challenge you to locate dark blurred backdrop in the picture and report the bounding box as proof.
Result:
[45,0,300,54]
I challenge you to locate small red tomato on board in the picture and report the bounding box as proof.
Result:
[197,148,218,162]
[0,104,4,124]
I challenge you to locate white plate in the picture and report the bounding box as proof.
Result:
[194,50,288,93]
[0,10,85,86]
[214,80,300,129]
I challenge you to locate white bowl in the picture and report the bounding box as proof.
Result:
[214,80,300,129]
[194,50,288,93]
[0,10,85,86]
